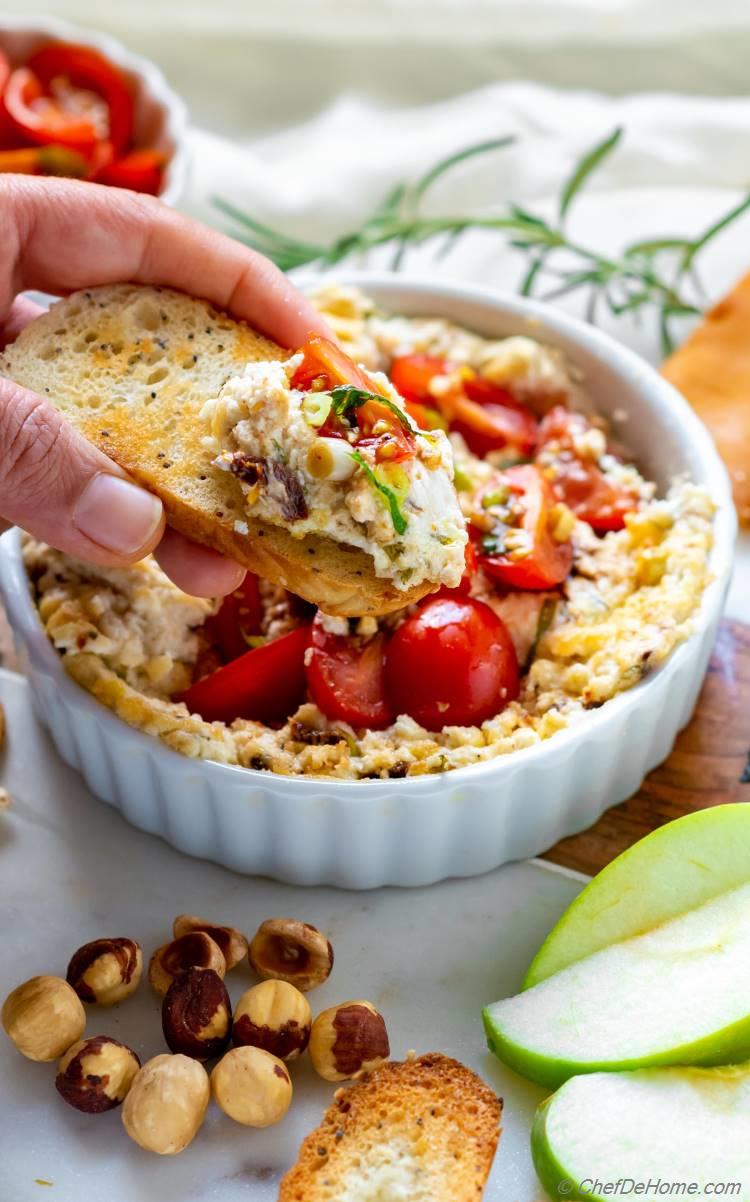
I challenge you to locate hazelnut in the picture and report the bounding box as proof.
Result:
[122,1054,210,1155]
[2,975,86,1062]
[149,932,226,996]
[211,1046,292,1127]
[56,1036,140,1113]
[172,914,248,971]
[248,918,333,992]
[66,937,142,1005]
[233,980,311,1061]
[309,1000,390,1082]
[162,967,231,1060]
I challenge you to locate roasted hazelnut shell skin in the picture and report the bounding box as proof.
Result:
[149,932,226,997]
[248,919,334,992]
[162,968,232,1060]
[232,1012,310,1060]
[172,915,247,971]
[66,937,142,1004]
[55,1036,141,1113]
[309,1001,390,1081]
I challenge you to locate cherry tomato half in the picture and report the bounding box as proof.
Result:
[28,43,134,155]
[385,596,519,730]
[179,623,310,726]
[479,464,573,590]
[292,334,414,459]
[98,148,167,195]
[202,572,263,664]
[537,407,638,532]
[305,614,392,730]
[449,393,538,458]
[389,353,538,457]
[389,353,450,405]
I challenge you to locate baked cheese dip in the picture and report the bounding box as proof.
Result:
[200,346,466,592]
[24,285,715,781]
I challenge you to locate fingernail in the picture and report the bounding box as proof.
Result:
[74,474,163,556]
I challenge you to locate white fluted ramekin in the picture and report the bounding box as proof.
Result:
[0,275,735,887]
[0,15,189,206]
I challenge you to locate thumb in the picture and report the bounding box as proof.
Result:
[0,378,165,564]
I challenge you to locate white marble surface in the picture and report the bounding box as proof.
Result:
[0,669,585,1201]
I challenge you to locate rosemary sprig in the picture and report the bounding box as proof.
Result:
[216,130,750,355]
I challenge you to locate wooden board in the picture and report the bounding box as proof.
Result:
[544,619,750,875]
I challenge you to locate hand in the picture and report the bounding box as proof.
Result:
[0,176,329,596]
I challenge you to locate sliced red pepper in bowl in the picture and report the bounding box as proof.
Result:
[2,65,101,151]
[98,148,167,195]
[178,623,311,726]
[0,144,89,177]
[28,43,134,154]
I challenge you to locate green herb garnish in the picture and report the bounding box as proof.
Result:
[350,450,408,535]
[482,531,506,556]
[526,598,558,668]
[330,385,416,434]
[217,129,750,356]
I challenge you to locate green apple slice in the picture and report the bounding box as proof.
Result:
[483,881,750,1088]
[531,1063,750,1201]
[525,805,750,989]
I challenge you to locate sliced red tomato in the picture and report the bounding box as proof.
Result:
[178,623,310,726]
[389,353,538,457]
[450,394,538,458]
[28,44,134,154]
[2,66,100,151]
[478,464,573,590]
[292,333,374,392]
[385,596,519,729]
[0,49,9,94]
[390,354,451,404]
[402,399,447,431]
[292,334,414,459]
[202,572,263,664]
[98,148,167,195]
[306,614,392,730]
[537,407,638,532]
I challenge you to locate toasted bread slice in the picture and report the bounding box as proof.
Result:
[279,1053,502,1202]
[662,272,750,526]
[0,284,437,615]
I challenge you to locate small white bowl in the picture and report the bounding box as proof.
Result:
[0,274,735,888]
[0,15,189,206]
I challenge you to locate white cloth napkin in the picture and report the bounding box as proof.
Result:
[183,82,750,239]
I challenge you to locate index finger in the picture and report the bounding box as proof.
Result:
[2,176,329,348]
